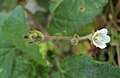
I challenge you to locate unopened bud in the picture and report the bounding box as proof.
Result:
[71,38,79,45]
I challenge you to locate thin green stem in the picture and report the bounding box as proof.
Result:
[34,34,91,44]
[49,36,73,40]
[46,34,91,41]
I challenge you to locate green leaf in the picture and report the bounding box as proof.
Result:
[61,55,120,78]
[0,48,49,78]
[12,56,50,78]
[49,0,64,13]
[48,0,108,35]
[0,13,13,50]
[0,13,14,78]
[2,6,47,66]
[77,22,97,36]
[0,13,49,78]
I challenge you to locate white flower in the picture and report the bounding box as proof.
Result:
[92,28,110,49]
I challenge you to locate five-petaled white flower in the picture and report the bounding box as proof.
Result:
[92,28,110,49]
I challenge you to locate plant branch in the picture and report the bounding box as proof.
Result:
[44,34,91,41]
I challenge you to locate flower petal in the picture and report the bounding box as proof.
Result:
[93,41,107,49]
[99,28,108,34]
[92,30,100,40]
[98,42,107,49]
[93,40,100,47]
[102,35,110,43]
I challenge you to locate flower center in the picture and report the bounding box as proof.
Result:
[94,35,103,42]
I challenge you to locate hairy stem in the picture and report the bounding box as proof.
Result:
[44,34,91,41]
